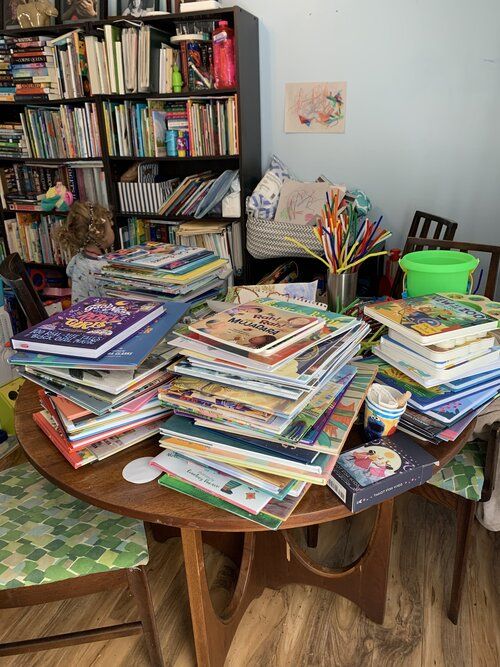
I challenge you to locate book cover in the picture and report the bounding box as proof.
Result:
[188,302,323,354]
[105,242,212,270]
[33,410,97,469]
[327,433,437,512]
[12,297,164,358]
[364,294,498,345]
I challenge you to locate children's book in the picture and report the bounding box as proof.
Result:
[8,304,189,369]
[375,359,500,412]
[327,433,437,512]
[445,367,500,390]
[374,341,500,387]
[420,386,500,424]
[105,242,212,270]
[188,301,324,354]
[151,450,275,515]
[33,410,97,469]
[11,297,164,358]
[364,294,498,346]
[388,329,496,364]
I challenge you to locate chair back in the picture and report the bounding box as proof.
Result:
[391,211,458,297]
[404,237,499,300]
[0,253,48,326]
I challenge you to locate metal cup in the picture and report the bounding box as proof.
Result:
[327,271,359,312]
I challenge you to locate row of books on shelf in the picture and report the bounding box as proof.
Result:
[103,96,238,158]
[0,162,108,210]
[4,212,71,265]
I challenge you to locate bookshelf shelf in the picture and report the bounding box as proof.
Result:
[0,6,261,281]
[114,212,240,223]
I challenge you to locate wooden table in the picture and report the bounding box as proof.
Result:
[15,382,475,667]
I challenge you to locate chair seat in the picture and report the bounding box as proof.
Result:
[429,440,485,501]
[0,463,148,591]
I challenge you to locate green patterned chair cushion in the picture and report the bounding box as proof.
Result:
[0,463,148,590]
[429,440,485,501]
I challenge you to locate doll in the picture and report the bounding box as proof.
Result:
[56,201,114,304]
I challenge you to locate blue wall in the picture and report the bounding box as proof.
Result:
[224,0,500,253]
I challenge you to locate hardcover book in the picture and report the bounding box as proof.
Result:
[327,433,437,512]
[188,301,324,354]
[11,297,164,358]
[364,294,498,345]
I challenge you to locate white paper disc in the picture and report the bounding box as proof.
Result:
[122,457,162,484]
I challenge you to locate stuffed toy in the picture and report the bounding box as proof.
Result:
[38,182,74,213]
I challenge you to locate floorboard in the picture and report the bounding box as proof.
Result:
[0,494,498,667]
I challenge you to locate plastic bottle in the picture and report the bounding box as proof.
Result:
[212,20,236,89]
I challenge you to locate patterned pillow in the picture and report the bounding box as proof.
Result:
[0,463,148,590]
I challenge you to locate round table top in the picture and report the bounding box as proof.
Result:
[15,381,475,532]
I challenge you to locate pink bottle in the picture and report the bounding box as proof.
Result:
[212,20,236,89]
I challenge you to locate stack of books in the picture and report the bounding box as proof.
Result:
[151,300,376,528]
[0,35,14,101]
[48,30,90,99]
[96,241,231,307]
[365,294,500,444]
[0,122,29,159]
[9,298,188,468]
[4,213,71,265]
[11,35,59,101]
[21,104,101,159]
[0,161,108,212]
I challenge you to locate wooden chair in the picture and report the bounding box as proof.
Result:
[404,237,500,623]
[0,253,48,326]
[391,211,458,298]
[0,463,164,664]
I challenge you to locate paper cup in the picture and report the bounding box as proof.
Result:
[364,396,406,439]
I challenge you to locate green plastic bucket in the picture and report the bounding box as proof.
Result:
[399,250,479,297]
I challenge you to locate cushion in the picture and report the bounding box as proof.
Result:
[0,463,148,590]
[428,440,485,501]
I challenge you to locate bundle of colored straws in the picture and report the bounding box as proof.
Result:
[286,191,391,274]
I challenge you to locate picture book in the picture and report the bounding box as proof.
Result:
[445,367,500,390]
[33,410,97,469]
[105,242,212,270]
[374,359,500,411]
[421,386,500,424]
[11,297,164,358]
[388,329,496,364]
[157,474,281,530]
[29,350,173,396]
[88,421,163,460]
[364,294,498,345]
[8,304,188,369]
[373,342,500,388]
[327,433,437,512]
[151,450,275,515]
[188,301,324,354]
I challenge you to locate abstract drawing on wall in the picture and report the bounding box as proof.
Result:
[284,82,346,133]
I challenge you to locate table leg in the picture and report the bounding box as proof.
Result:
[180,500,394,666]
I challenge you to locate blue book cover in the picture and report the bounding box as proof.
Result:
[445,367,500,390]
[375,358,500,411]
[424,386,500,424]
[9,302,189,369]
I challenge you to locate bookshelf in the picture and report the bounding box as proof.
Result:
[0,5,261,281]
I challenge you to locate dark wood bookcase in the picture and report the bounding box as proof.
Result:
[0,5,261,282]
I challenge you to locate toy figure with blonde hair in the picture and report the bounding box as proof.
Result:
[56,201,114,303]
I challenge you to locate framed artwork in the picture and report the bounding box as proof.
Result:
[61,0,99,22]
[107,0,158,16]
[4,0,57,28]
[284,81,347,134]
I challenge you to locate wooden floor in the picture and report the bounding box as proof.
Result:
[0,493,498,667]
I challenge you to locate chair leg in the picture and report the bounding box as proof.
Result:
[305,524,319,548]
[127,567,164,666]
[449,497,477,625]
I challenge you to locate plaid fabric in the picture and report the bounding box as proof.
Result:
[0,463,148,590]
[429,440,486,501]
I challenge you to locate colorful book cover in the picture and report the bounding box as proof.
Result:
[423,386,500,424]
[364,294,498,345]
[373,359,500,412]
[151,450,275,515]
[188,302,323,353]
[158,473,282,529]
[12,297,164,358]
[8,303,189,369]
[328,433,437,512]
[445,367,500,390]
[33,410,97,469]
[105,242,212,270]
